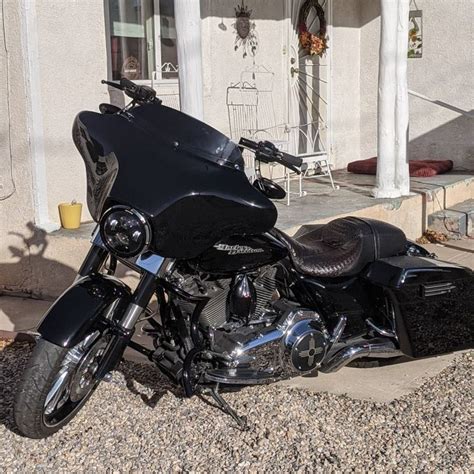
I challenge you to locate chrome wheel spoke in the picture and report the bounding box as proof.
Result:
[44,369,72,415]
[43,330,104,422]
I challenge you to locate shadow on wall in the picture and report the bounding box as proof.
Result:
[201,0,284,21]
[1,222,138,298]
[0,222,139,331]
[0,222,77,301]
[409,112,474,171]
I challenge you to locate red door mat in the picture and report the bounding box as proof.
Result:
[347,158,453,177]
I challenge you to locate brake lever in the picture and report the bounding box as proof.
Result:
[101,80,123,91]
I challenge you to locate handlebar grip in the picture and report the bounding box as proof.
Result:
[238,137,258,150]
[280,151,303,168]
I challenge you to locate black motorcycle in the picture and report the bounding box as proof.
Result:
[14,79,473,438]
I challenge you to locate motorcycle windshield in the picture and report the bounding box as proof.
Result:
[73,104,277,258]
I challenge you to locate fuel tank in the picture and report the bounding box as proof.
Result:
[189,233,288,275]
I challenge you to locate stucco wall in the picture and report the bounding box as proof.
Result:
[35,0,109,223]
[359,0,379,164]
[4,0,377,235]
[360,0,474,170]
[200,0,287,137]
[1,0,472,299]
[0,1,38,293]
[407,0,473,170]
[330,0,361,169]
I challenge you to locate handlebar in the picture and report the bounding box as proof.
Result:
[239,138,303,174]
[101,78,161,104]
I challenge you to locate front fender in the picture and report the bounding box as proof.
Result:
[38,274,132,348]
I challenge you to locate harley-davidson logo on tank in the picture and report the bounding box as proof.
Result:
[214,243,264,255]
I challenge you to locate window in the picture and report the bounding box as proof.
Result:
[107,0,178,82]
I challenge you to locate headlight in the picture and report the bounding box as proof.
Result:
[100,206,151,258]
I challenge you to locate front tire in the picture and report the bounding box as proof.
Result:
[14,332,109,438]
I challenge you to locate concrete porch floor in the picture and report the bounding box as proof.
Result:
[276,169,474,237]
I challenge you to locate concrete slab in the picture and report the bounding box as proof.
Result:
[0,296,51,333]
[422,240,474,269]
[278,352,463,402]
[276,179,425,239]
[277,170,473,237]
[441,238,474,252]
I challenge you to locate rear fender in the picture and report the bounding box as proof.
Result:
[38,274,132,348]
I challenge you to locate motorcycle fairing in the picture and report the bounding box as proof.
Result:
[72,104,277,258]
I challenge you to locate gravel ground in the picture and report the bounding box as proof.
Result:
[0,342,472,472]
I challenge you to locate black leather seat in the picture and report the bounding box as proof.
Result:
[272,217,407,278]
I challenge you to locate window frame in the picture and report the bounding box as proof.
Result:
[152,0,179,85]
[104,0,178,86]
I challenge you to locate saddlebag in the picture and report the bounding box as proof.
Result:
[365,256,474,358]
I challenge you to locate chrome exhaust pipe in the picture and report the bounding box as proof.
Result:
[319,338,402,373]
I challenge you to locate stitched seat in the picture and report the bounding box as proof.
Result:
[272,217,407,278]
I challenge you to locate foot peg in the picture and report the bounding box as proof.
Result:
[201,384,248,431]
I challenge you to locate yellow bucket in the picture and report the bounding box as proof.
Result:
[58,201,82,229]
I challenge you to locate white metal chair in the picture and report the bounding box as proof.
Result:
[226,80,259,181]
[286,122,337,199]
[226,65,336,205]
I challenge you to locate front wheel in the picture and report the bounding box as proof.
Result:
[14,331,110,438]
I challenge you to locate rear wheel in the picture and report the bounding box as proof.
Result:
[14,331,110,438]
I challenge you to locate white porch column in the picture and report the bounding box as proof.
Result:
[394,0,410,196]
[174,0,204,120]
[20,0,60,231]
[374,0,410,198]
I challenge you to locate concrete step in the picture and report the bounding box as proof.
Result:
[428,199,473,238]
[409,173,474,229]
[450,199,474,237]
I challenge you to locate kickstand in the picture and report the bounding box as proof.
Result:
[201,384,248,431]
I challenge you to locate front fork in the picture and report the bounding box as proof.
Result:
[77,245,168,378]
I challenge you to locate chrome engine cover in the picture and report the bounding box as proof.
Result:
[284,320,328,372]
[206,308,330,384]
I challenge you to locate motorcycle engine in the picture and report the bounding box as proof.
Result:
[176,266,280,329]
[174,266,331,381]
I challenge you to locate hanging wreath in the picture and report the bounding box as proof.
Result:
[298,0,328,57]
